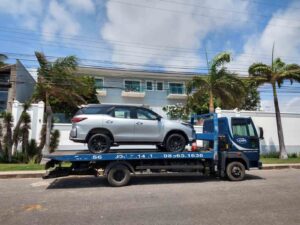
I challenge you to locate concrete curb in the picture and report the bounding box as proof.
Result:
[0,171,45,179]
[0,164,299,179]
[261,164,300,170]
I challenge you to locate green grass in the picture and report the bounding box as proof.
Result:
[0,163,44,171]
[261,158,300,164]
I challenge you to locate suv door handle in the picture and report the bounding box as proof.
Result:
[106,120,113,124]
[136,122,143,125]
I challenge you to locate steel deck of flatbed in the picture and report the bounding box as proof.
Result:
[45,151,215,162]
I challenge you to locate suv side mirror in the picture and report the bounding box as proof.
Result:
[259,127,264,139]
[157,117,161,121]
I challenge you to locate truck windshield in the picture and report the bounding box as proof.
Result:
[231,118,257,137]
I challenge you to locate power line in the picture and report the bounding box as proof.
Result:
[1,36,299,69]
[159,0,300,22]
[110,0,300,29]
[239,0,300,11]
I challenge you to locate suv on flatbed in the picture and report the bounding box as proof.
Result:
[70,104,195,153]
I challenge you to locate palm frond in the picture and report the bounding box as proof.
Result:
[186,76,209,94]
[248,63,272,79]
[277,63,300,85]
[273,58,285,72]
[210,52,231,70]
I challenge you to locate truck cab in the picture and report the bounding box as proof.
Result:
[203,116,262,169]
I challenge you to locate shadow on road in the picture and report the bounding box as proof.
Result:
[46,173,264,189]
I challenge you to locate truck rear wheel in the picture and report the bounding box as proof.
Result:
[107,165,131,187]
[226,161,245,181]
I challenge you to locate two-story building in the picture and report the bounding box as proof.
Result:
[77,67,198,117]
[0,60,36,112]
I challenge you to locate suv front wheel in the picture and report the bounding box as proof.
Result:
[165,133,186,152]
[88,133,111,154]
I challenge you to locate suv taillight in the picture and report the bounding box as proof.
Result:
[71,117,87,123]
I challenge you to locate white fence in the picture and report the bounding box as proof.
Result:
[11,101,300,153]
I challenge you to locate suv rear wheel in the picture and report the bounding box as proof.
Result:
[165,133,186,152]
[88,133,111,154]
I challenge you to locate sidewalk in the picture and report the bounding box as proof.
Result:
[0,163,300,179]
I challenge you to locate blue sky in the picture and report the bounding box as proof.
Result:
[0,0,300,112]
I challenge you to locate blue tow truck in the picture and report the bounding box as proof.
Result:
[43,113,263,187]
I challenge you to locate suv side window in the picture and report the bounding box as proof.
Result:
[136,108,158,120]
[112,107,132,119]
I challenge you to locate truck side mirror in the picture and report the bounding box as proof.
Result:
[259,127,264,139]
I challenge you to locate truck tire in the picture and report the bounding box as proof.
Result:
[88,133,111,154]
[107,165,131,187]
[165,133,186,152]
[226,161,245,181]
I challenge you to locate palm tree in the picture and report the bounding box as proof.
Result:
[3,112,13,162]
[248,49,300,159]
[187,52,245,113]
[0,54,8,67]
[12,101,31,155]
[33,52,87,154]
[20,112,31,157]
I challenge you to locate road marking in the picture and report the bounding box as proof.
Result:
[23,204,43,211]
[30,181,51,187]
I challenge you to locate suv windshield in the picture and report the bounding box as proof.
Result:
[231,118,257,137]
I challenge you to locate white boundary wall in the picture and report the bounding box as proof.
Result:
[11,101,300,153]
[11,100,44,144]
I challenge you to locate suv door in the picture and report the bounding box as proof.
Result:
[134,108,162,142]
[105,106,135,142]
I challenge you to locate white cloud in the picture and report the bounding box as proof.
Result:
[229,1,300,75]
[101,0,249,71]
[42,1,81,41]
[64,0,95,13]
[0,0,43,29]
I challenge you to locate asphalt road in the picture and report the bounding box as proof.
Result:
[0,169,299,225]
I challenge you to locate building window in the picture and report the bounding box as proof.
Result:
[169,83,184,94]
[156,81,163,91]
[0,89,8,112]
[124,80,141,92]
[146,81,153,91]
[95,78,104,90]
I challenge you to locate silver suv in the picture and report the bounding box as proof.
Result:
[70,104,195,154]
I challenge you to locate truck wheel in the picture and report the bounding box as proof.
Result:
[107,165,131,187]
[226,161,245,181]
[165,133,186,152]
[88,133,111,154]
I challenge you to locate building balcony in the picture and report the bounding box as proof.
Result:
[167,87,187,99]
[121,86,145,98]
[96,89,107,96]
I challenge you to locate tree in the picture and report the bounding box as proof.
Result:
[0,54,8,67]
[162,104,189,120]
[12,102,31,155]
[51,75,99,122]
[187,52,245,113]
[20,112,31,157]
[238,80,261,111]
[3,112,13,162]
[33,52,88,154]
[248,47,300,159]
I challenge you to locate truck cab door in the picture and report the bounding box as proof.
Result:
[231,118,260,162]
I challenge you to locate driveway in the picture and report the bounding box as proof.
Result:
[0,169,299,225]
